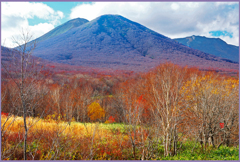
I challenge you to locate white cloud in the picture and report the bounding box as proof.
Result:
[1,2,64,47]
[70,2,239,46]
[215,2,239,7]
[29,23,55,39]
[171,3,179,10]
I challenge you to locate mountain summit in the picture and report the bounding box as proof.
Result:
[31,14,238,71]
[174,35,239,62]
[34,18,89,43]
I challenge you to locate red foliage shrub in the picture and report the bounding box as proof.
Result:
[108,116,116,123]
[219,123,224,128]
[1,112,9,117]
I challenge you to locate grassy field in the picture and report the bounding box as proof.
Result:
[1,115,239,160]
[159,143,238,160]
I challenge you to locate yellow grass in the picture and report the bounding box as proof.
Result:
[1,115,129,141]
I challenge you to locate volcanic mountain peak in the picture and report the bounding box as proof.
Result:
[34,17,89,43]
[28,15,238,72]
[66,17,89,26]
[33,14,175,63]
[91,14,169,38]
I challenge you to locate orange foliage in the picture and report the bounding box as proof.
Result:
[87,102,105,121]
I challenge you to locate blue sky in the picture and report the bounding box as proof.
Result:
[1,2,239,47]
[209,31,233,38]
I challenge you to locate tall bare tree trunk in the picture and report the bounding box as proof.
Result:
[20,46,28,160]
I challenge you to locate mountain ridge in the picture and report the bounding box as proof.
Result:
[174,35,239,62]
[34,18,89,43]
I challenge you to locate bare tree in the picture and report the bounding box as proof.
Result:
[147,63,187,156]
[1,29,47,160]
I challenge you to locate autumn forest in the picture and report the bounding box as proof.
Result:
[1,32,239,160]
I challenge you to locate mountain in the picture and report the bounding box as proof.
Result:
[174,35,239,62]
[1,45,99,75]
[1,45,50,68]
[31,14,238,72]
[1,46,14,66]
[34,18,89,43]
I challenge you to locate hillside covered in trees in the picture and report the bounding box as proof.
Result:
[1,61,239,160]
